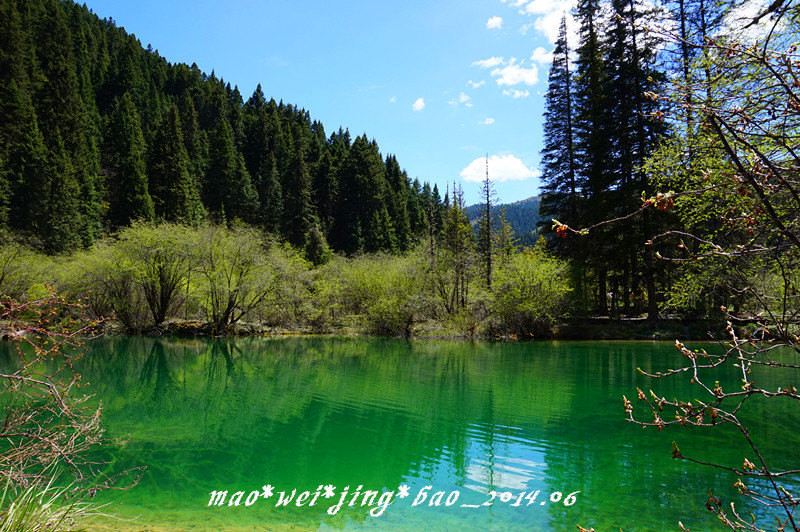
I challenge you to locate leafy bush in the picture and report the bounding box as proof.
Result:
[491,249,570,337]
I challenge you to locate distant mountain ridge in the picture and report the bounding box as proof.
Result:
[464,195,543,247]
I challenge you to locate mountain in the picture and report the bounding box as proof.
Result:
[0,0,439,256]
[464,195,543,247]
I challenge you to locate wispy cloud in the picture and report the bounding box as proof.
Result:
[487,16,504,29]
[492,60,538,86]
[448,92,473,107]
[473,57,539,86]
[472,56,505,69]
[481,118,496,125]
[412,97,425,111]
[467,80,486,89]
[502,88,530,98]
[461,154,539,182]
[389,96,397,103]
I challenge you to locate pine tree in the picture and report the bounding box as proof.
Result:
[331,134,393,254]
[540,16,579,229]
[282,137,315,249]
[259,154,283,234]
[0,153,8,231]
[439,183,475,312]
[384,155,411,251]
[313,149,338,235]
[476,156,497,289]
[40,139,83,252]
[204,118,258,222]
[104,92,155,226]
[572,0,614,313]
[34,0,102,248]
[148,105,205,223]
[494,208,518,267]
[0,1,50,235]
[604,0,667,318]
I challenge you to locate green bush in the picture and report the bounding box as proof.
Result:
[491,249,570,337]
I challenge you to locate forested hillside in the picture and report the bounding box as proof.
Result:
[0,0,443,258]
[464,195,542,247]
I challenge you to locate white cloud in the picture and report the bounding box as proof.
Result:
[491,60,538,86]
[719,0,789,42]
[448,92,473,107]
[487,16,503,29]
[412,98,425,111]
[502,88,530,98]
[505,0,578,44]
[472,57,539,88]
[472,56,505,69]
[467,80,486,89]
[481,118,496,125]
[461,154,539,183]
[389,96,397,103]
[520,0,559,15]
[530,46,552,65]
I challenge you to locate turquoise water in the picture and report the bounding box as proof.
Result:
[2,336,798,530]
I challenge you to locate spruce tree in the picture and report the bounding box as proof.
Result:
[313,149,338,235]
[0,153,8,231]
[540,16,579,229]
[148,105,205,223]
[259,154,283,234]
[104,92,155,226]
[476,156,497,289]
[384,155,411,251]
[572,0,614,312]
[204,118,258,222]
[282,137,315,249]
[604,0,668,318]
[34,0,102,248]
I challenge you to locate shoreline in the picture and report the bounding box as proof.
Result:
[83,316,732,342]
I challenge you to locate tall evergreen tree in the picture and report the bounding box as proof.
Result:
[476,156,497,289]
[204,118,258,222]
[35,0,103,248]
[540,16,579,229]
[384,155,411,251]
[104,92,154,226]
[313,149,338,235]
[148,105,205,223]
[572,0,614,312]
[282,137,315,249]
[604,0,669,317]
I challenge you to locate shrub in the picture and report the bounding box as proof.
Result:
[491,249,570,337]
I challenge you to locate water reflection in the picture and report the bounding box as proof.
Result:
[0,337,796,530]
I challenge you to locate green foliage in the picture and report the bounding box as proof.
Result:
[492,249,571,337]
[148,106,205,224]
[0,0,436,255]
[59,239,151,331]
[195,226,273,331]
[204,118,257,222]
[0,241,50,301]
[325,252,430,336]
[104,92,154,226]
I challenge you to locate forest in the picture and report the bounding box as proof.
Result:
[0,0,570,339]
[0,0,798,338]
[2,0,800,529]
[0,0,448,258]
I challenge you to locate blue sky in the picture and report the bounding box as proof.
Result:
[85,0,576,205]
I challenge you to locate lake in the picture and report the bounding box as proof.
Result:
[2,336,797,531]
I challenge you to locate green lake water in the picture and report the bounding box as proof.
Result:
[2,336,799,531]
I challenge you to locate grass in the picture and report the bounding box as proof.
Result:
[0,470,104,532]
